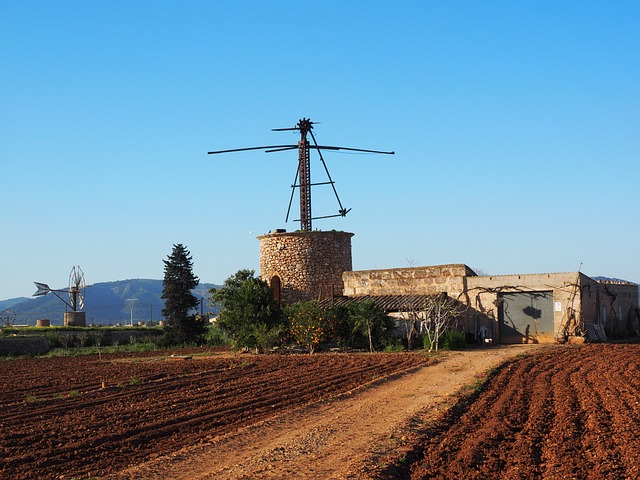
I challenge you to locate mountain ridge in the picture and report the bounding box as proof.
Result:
[1,279,220,326]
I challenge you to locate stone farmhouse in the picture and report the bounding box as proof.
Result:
[258,230,640,344]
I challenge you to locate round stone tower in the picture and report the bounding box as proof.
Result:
[64,311,86,327]
[257,230,354,304]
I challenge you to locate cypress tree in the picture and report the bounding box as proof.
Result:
[161,244,204,345]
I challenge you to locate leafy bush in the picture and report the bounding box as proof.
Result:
[383,342,405,353]
[423,329,467,351]
[423,333,436,352]
[44,342,158,357]
[442,329,467,350]
[280,300,396,353]
[321,304,353,347]
[45,331,63,349]
[204,324,232,346]
[252,322,283,353]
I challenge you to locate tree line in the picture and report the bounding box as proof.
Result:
[161,244,462,352]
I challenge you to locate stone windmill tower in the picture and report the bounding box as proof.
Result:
[208,118,393,304]
[257,229,354,303]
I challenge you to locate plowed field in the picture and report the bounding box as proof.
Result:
[3,344,638,479]
[0,349,433,479]
[388,343,640,480]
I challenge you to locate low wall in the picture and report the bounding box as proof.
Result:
[0,336,49,356]
[0,327,164,354]
[49,328,163,347]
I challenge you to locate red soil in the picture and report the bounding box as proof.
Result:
[394,343,640,480]
[0,349,432,479]
[3,344,638,479]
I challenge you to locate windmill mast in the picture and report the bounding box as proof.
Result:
[297,118,313,231]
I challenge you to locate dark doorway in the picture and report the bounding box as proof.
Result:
[270,276,281,304]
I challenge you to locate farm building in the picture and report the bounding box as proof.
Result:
[257,230,640,344]
[343,265,639,344]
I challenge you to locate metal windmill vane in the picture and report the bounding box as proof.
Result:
[208,118,394,231]
[33,265,87,311]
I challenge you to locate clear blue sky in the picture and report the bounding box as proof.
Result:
[2,1,638,299]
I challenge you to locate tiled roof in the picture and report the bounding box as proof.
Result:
[318,294,447,312]
[592,276,638,286]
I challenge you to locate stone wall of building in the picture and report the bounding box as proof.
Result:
[258,228,640,343]
[257,230,354,304]
[581,279,640,337]
[64,311,86,327]
[343,264,476,298]
[343,267,629,343]
[463,272,581,343]
[464,273,640,341]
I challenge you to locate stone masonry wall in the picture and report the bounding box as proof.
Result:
[258,230,354,304]
[344,267,627,343]
[343,264,476,298]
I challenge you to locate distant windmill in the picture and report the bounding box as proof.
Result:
[1,309,16,326]
[33,266,87,312]
[208,118,394,231]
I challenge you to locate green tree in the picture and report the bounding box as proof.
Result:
[211,269,282,351]
[322,304,355,348]
[349,299,394,352]
[161,244,204,345]
[286,300,325,354]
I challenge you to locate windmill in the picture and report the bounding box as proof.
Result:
[208,118,394,231]
[33,265,87,312]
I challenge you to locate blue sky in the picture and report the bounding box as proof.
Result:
[1,1,638,299]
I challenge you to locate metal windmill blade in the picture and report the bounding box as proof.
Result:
[208,118,394,231]
[68,266,86,311]
[33,265,87,312]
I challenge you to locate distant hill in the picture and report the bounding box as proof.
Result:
[0,298,30,311]
[3,279,220,326]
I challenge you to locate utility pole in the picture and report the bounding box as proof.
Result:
[126,298,138,326]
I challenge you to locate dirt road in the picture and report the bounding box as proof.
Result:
[115,345,540,479]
